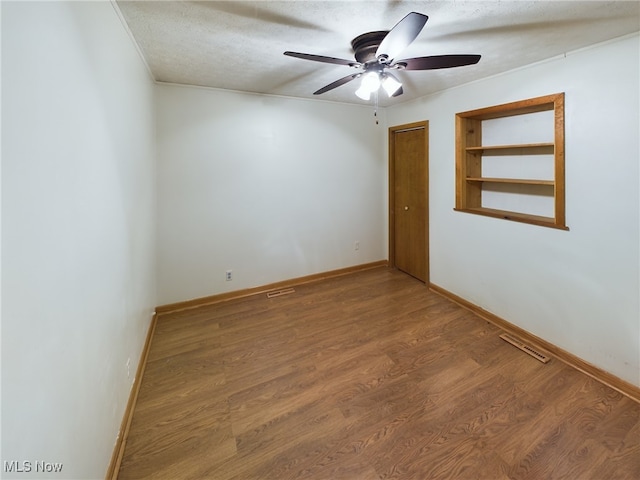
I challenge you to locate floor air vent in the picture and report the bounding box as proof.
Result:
[266,288,296,298]
[499,333,551,364]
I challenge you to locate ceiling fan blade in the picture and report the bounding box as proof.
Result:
[376,12,428,62]
[396,54,481,70]
[314,73,361,95]
[392,86,404,97]
[284,51,359,67]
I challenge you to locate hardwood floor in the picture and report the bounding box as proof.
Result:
[118,267,639,479]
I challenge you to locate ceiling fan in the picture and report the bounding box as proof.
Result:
[284,12,481,100]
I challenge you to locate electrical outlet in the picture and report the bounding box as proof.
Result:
[226,270,233,281]
[355,241,360,251]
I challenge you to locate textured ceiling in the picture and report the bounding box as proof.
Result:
[116,1,640,106]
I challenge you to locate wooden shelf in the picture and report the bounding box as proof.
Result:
[454,207,569,230]
[455,93,566,229]
[466,177,555,186]
[465,143,554,156]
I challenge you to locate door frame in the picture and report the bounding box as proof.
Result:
[388,120,430,283]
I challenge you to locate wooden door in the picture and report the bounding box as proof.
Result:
[389,121,429,282]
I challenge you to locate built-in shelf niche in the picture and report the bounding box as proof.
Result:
[455,93,567,230]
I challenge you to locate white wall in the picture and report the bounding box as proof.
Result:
[156,85,387,305]
[387,34,640,386]
[1,2,156,479]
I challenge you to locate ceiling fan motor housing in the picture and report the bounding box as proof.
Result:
[351,31,389,64]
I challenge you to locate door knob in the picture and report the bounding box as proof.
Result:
[404,206,409,210]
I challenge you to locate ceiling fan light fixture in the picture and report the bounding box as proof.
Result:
[361,71,381,92]
[355,71,382,100]
[355,85,372,100]
[381,74,402,97]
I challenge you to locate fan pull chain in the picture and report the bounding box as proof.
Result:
[374,90,379,125]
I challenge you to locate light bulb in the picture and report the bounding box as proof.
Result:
[361,71,381,92]
[355,85,371,100]
[381,74,402,97]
